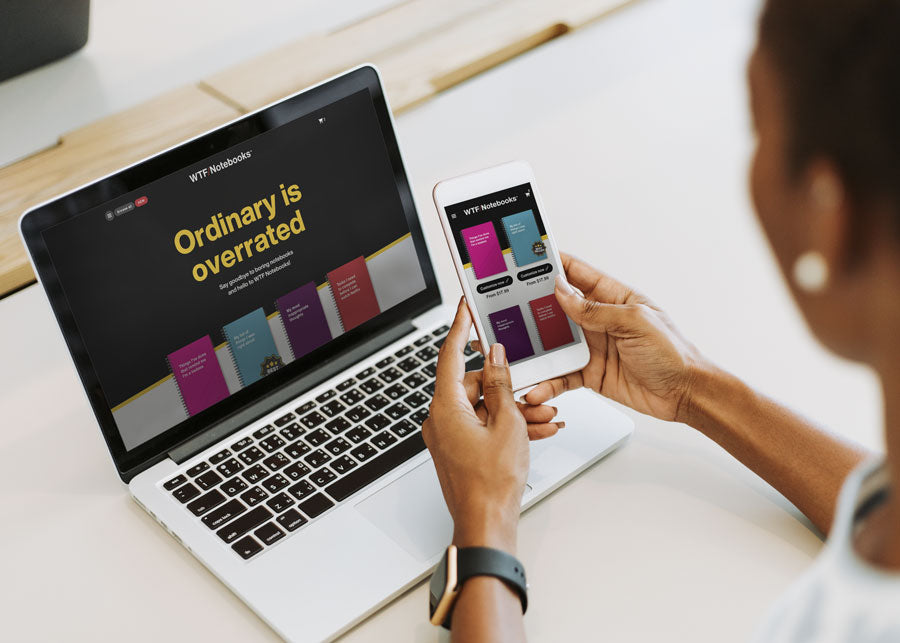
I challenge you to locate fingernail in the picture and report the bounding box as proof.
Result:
[490,343,506,366]
[552,406,559,415]
[556,275,576,295]
[557,422,566,429]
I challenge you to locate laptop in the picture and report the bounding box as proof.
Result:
[19,65,633,641]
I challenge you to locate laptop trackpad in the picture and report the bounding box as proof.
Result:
[355,461,452,562]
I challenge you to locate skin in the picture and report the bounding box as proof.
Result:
[424,38,900,642]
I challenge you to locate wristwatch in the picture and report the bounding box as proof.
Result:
[428,545,528,628]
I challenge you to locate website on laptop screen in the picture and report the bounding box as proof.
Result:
[40,90,428,451]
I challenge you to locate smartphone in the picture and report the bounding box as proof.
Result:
[433,161,589,390]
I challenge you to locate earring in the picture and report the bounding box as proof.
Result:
[793,251,829,293]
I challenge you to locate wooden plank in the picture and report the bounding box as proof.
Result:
[0,86,241,296]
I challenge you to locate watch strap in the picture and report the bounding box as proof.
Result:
[447,546,528,626]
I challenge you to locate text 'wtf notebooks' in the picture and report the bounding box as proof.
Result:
[327,256,381,331]
[223,308,283,387]
[488,305,535,363]
[460,221,507,280]
[529,294,574,351]
[167,336,230,416]
[276,282,333,360]
[501,210,546,267]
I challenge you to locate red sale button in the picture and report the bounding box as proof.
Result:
[134,196,148,207]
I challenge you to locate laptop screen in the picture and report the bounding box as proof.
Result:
[22,67,440,480]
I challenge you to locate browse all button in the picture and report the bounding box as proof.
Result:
[517,263,553,281]
[115,202,135,216]
[134,196,148,207]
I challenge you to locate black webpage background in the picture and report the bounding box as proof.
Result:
[42,90,418,409]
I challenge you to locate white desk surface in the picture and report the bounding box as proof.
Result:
[0,0,885,641]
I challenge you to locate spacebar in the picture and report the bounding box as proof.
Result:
[325,433,426,502]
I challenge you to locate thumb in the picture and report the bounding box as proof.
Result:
[555,274,635,333]
[482,343,518,422]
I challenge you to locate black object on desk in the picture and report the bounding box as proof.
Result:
[0,0,90,82]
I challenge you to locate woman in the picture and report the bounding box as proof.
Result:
[423,0,900,640]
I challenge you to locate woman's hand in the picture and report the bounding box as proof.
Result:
[525,253,705,423]
[423,299,546,552]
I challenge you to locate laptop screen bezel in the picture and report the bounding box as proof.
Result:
[19,65,441,482]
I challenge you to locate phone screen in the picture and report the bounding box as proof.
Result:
[443,182,582,365]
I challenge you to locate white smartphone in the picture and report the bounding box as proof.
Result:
[433,161,590,390]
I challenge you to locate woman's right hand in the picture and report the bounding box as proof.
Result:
[524,253,707,423]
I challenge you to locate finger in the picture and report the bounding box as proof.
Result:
[462,371,483,406]
[560,252,642,304]
[469,340,485,355]
[524,371,585,405]
[527,422,565,441]
[482,343,518,423]
[518,402,558,424]
[434,298,473,399]
[555,276,647,334]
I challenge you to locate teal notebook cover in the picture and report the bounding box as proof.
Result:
[223,308,282,387]
[501,210,546,267]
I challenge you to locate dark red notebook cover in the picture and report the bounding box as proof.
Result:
[529,294,574,351]
[327,256,381,331]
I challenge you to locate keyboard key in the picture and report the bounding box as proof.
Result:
[304,449,331,468]
[187,489,226,516]
[284,440,311,459]
[221,477,248,496]
[265,492,295,513]
[277,508,308,532]
[345,426,372,444]
[424,382,435,396]
[339,389,365,405]
[364,394,390,411]
[255,521,285,546]
[423,363,438,378]
[231,436,253,452]
[325,437,352,456]
[402,372,428,389]
[356,366,376,380]
[410,409,430,425]
[202,499,247,529]
[240,486,268,507]
[259,435,286,452]
[173,483,200,503]
[263,452,290,471]
[209,449,231,465]
[379,367,403,383]
[394,345,414,358]
[397,357,421,373]
[375,356,394,368]
[359,378,384,395]
[331,455,358,475]
[414,335,431,347]
[298,493,335,519]
[163,475,187,491]
[385,403,411,420]
[336,378,356,391]
[295,400,316,415]
[186,462,209,477]
[273,414,294,428]
[305,428,330,446]
[325,417,351,434]
[287,479,316,501]
[217,506,272,543]
[404,391,429,409]
[280,423,304,441]
[326,433,426,502]
[391,419,418,437]
[238,446,265,465]
[416,346,438,361]
[345,405,371,423]
[242,464,269,484]
[253,425,275,439]
[364,414,391,432]
[315,389,336,403]
[432,324,450,337]
[466,355,485,372]
[463,343,475,356]
[217,458,243,478]
[283,462,310,480]
[320,400,346,417]
[310,467,336,487]
[350,443,378,462]
[433,336,446,348]
[195,470,223,490]
[384,383,409,400]
[232,535,263,559]
[372,431,398,450]
[300,411,326,429]
[262,474,289,493]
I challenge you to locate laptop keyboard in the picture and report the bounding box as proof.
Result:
[161,324,485,560]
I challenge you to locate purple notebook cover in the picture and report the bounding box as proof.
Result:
[488,305,535,363]
[461,221,507,280]
[276,282,333,359]
[167,335,229,416]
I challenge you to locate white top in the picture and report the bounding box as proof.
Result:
[754,460,900,642]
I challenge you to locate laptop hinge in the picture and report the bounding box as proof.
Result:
[168,320,417,464]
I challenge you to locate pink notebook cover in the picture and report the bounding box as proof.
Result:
[167,335,230,416]
[460,221,507,280]
[529,294,574,350]
[327,256,381,331]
